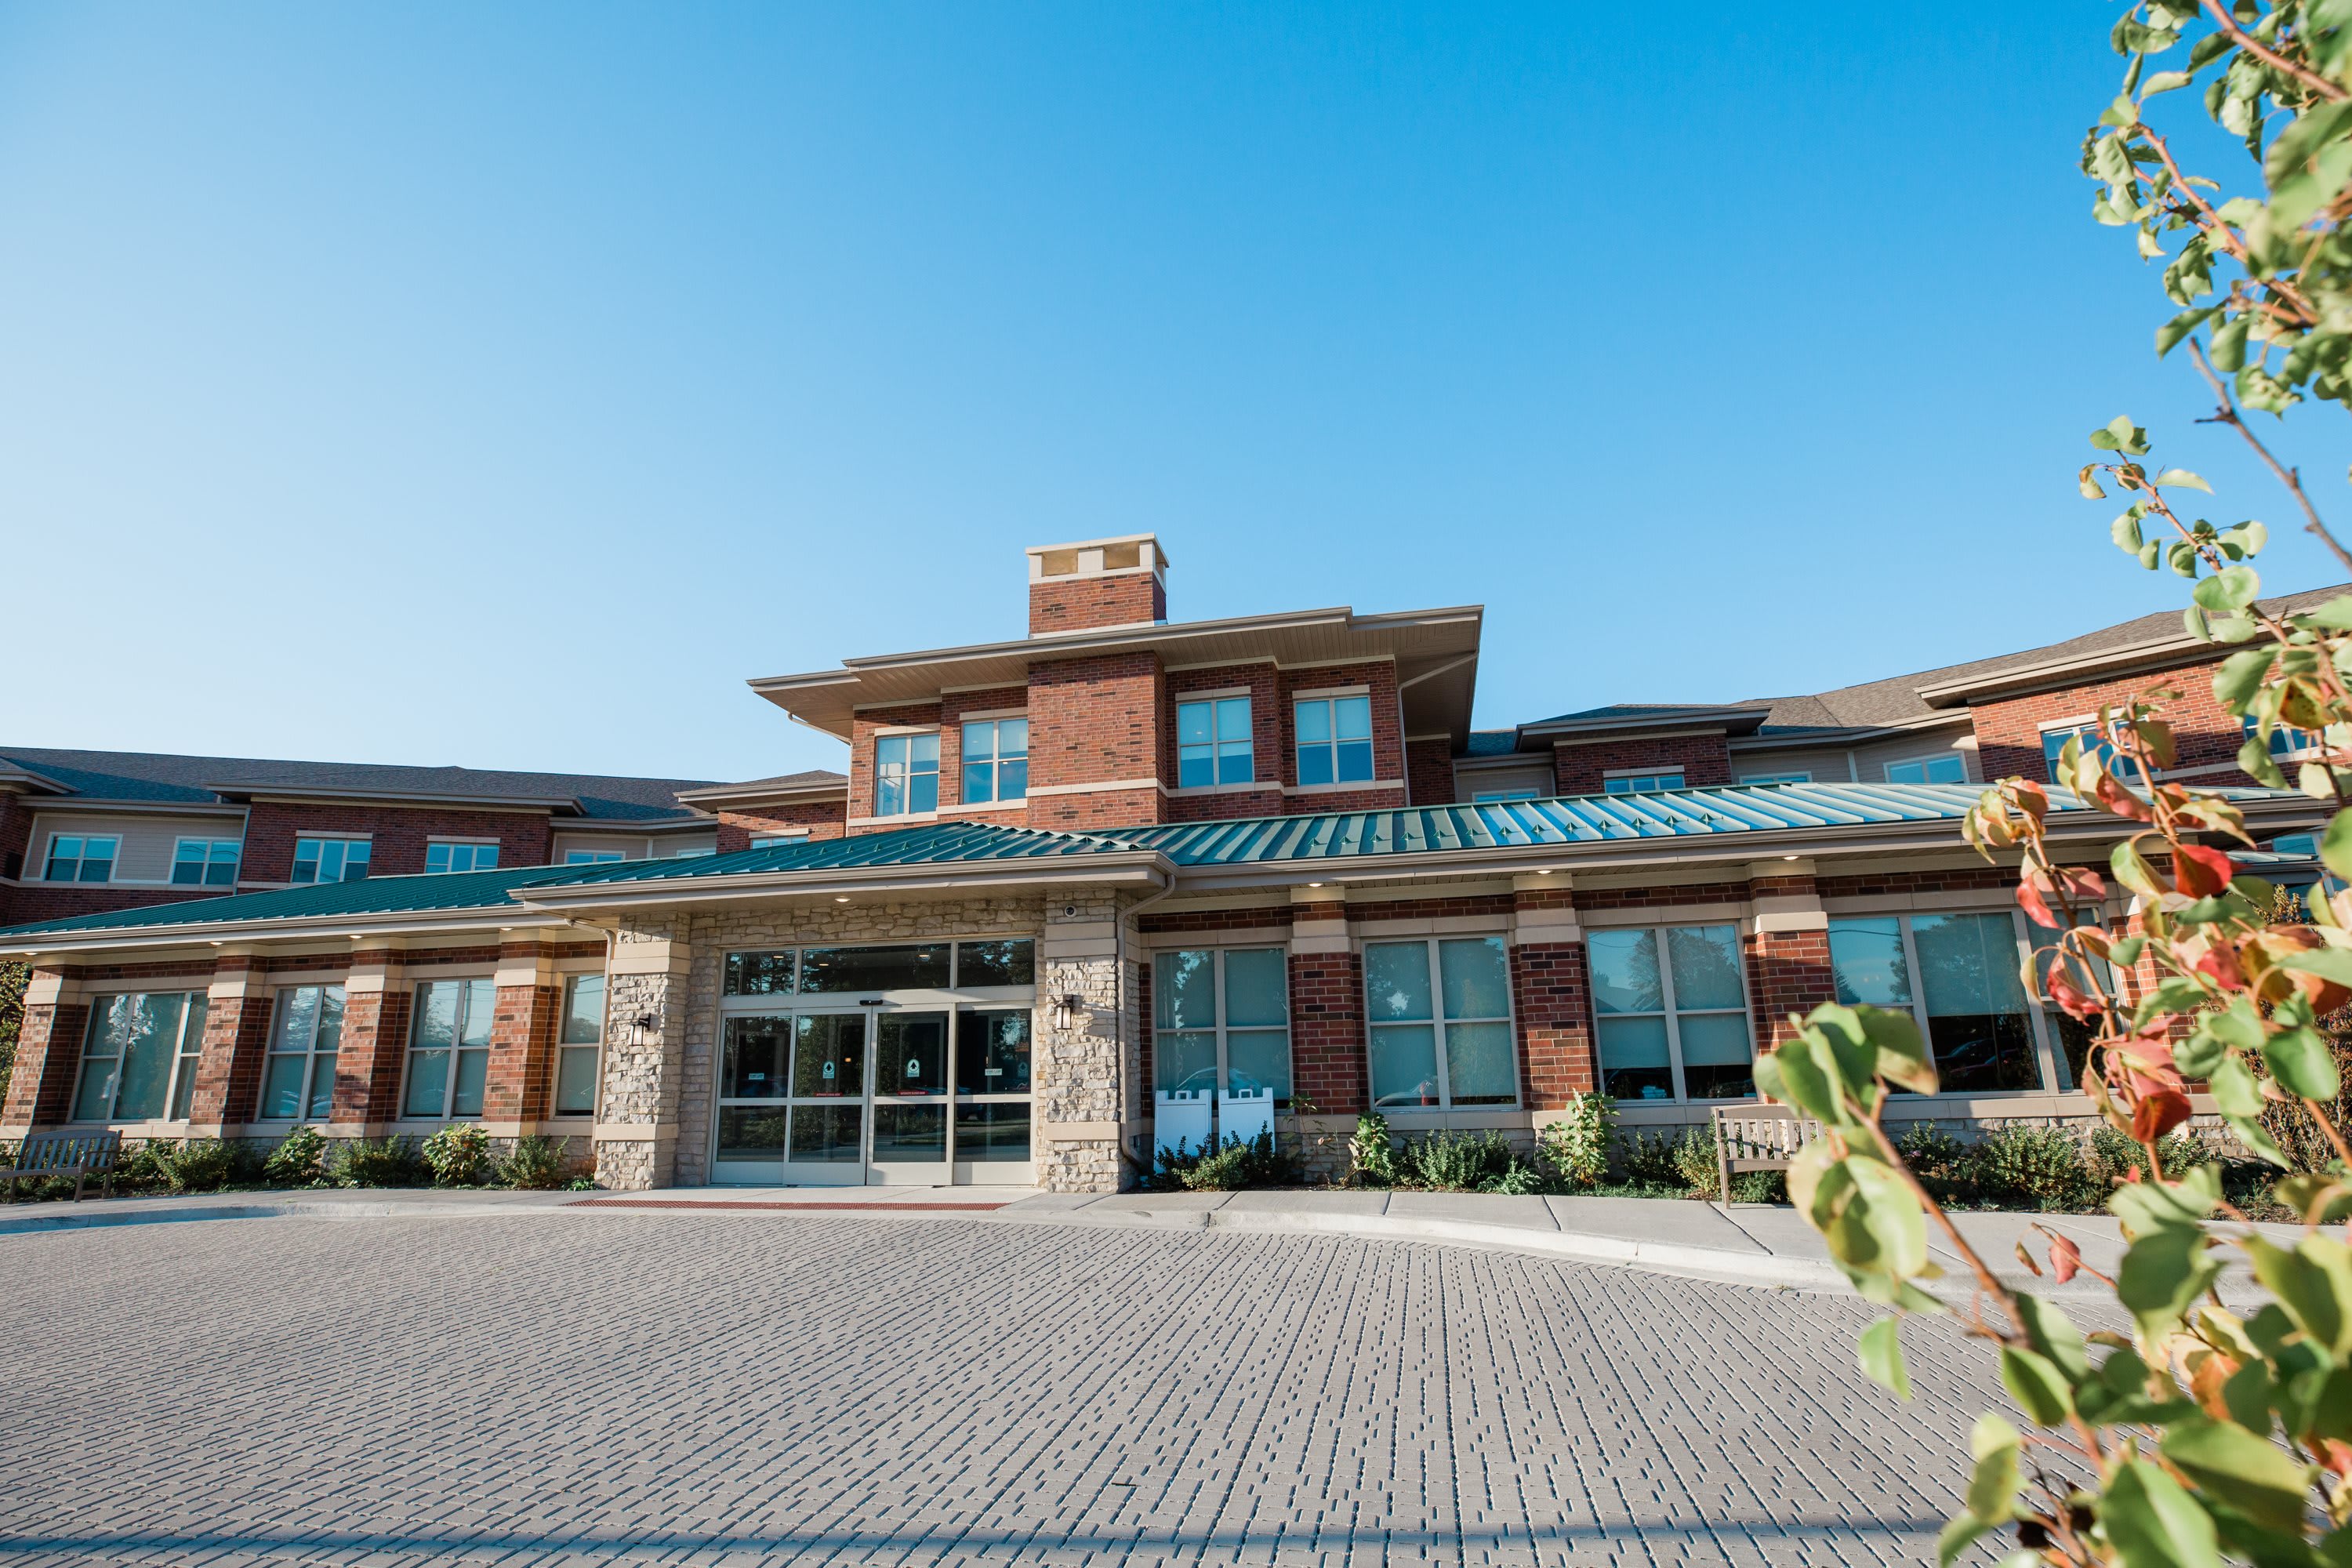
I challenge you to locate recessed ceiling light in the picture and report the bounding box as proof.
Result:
[1784,855,1800,862]
[834,896,851,903]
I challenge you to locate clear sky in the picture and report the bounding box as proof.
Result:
[3,4,2341,786]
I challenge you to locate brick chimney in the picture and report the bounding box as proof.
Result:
[1025,535,1169,637]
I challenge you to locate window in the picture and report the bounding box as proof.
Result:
[668,847,717,858]
[1473,788,1541,802]
[564,850,625,865]
[1295,695,1373,786]
[1588,924,1755,1102]
[956,1011,1033,1160]
[721,940,1032,996]
[74,992,208,1122]
[1886,754,1968,785]
[553,975,604,1116]
[1828,913,2043,1093]
[291,837,370,884]
[170,838,242,886]
[1602,773,1683,794]
[2245,714,2325,758]
[424,841,499,875]
[747,833,809,848]
[961,718,1029,803]
[1739,771,1811,786]
[1178,697,1254,787]
[44,834,117,883]
[1153,948,1293,1105]
[403,978,495,1118]
[2039,723,2118,782]
[1363,937,1517,1108]
[2025,912,2114,1090]
[260,985,344,1121]
[874,732,940,816]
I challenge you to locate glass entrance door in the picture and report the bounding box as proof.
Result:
[712,1011,870,1185]
[867,1009,951,1185]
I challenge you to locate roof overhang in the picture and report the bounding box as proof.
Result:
[10,799,250,818]
[207,782,590,815]
[0,905,577,958]
[1915,632,2209,708]
[512,851,1175,915]
[1519,705,1773,742]
[0,764,73,797]
[748,604,1484,749]
[1726,711,1975,751]
[673,778,850,808]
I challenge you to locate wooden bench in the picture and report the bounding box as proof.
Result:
[2,1131,122,1202]
[1711,1105,1821,1203]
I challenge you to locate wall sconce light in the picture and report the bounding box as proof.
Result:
[630,1011,661,1043]
[1050,993,1086,1029]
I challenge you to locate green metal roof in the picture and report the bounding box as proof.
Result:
[0,782,2311,944]
[0,864,592,940]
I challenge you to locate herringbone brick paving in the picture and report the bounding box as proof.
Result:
[0,1213,2011,1565]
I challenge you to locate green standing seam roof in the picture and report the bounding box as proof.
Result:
[0,782,2307,942]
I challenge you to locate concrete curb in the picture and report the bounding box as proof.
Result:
[0,1194,579,1236]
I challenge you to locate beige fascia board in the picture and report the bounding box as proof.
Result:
[209,783,584,814]
[560,814,724,834]
[1520,707,1769,741]
[23,800,251,818]
[1916,633,2210,708]
[511,853,1178,914]
[1724,712,1971,750]
[672,782,847,808]
[0,907,575,960]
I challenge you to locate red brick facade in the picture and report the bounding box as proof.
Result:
[1511,941,1593,1109]
[1406,739,1455,807]
[240,803,554,882]
[1552,733,1734,797]
[1969,655,2253,785]
[1029,570,1165,635]
[1288,949,1368,1116]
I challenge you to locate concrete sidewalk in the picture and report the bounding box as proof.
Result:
[0,1182,2307,1301]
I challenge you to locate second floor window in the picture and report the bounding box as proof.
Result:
[425,842,499,875]
[45,834,118,883]
[961,718,1029,803]
[2038,724,2120,782]
[1177,697,1254,787]
[172,839,242,886]
[1887,754,1968,785]
[1294,695,1373,786]
[291,837,370,884]
[1739,771,1811,786]
[564,849,626,865]
[2245,713,2325,758]
[1603,773,1684,794]
[875,733,939,816]
[1473,788,1541,802]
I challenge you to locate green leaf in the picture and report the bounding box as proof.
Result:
[2158,304,2220,355]
[2142,68,2193,96]
[2304,595,2352,631]
[1858,1004,1936,1095]
[2105,1458,2223,1568]
[2013,1291,2092,1381]
[2208,1052,2268,1117]
[2240,735,2288,789]
[2156,467,2214,492]
[2118,1225,2223,1341]
[2192,564,2260,611]
[2249,1234,2352,1358]
[2000,1345,2074,1425]
[1859,1315,1911,1399]
[2263,1024,2342,1102]
[1965,1414,2020,1524]
[2162,1417,2319,1534]
[2214,646,2277,709]
[2212,311,2252,372]
[1936,1515,1990,1568]
[2323,808,2352,881]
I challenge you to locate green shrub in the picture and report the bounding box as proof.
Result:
[497,1134,572,1190]
[422,1123,491,1186]
[1613,1128,1688,1189]
[1148,1129,1296,1192]
[151,1138,236,1194]
[228,1140,272,1186]
[1964,1123,2096,1212]
[1537,1092,1614,1188]
[334,1136,420,1188]
[564,1174,597,1192]
[1403,1129,1523,1192]
[2085,1123,2200,1189]
[1348,1112,1396,1187]
[263,1127,328,1187]
[1893,1121,1976,1204]
[1670,1126,1722,1197]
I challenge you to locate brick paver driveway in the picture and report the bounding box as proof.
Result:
[0,1210,2008,1566]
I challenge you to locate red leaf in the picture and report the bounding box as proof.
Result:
[2094,771,2154,822]
[2047,1232,2082,1285]
[2047,969,2106,1021]
[2018,871,2060,929]
[2132,1088,2193,1144]
[2174,842,2234,899]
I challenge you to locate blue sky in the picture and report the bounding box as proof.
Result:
[3,3,2339,785]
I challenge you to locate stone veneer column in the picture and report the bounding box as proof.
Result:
[483,942,561,1126]
[1035,891,1134,1193]
[187,955,276,1132]
[1748,860,1836,1049]
[1508,874,1592,1109]
[593,924,691,1190]
[1,968,87,1132]
[332,947,408,1127]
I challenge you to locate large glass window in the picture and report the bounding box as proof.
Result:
[960,719,1029,804]
[2026,913,2113,1090]
[44,835,117,884]
[404,978,495,1118]
[1828,913,2043,1092]
[1363,937,1515,1108]
[1602,773,1685,794]
[2039,723,2122,783]
[1178,697,1254,787]
[291,837,370,884]
[1587,924,1755,1101]
[800,944,952,993]
[553,975,604,1116]
[2244,714,2325,758]
[874,733,940,816]
[260,985,345,1121]
[424,842,499,874]
[1295,695,1374,786]
[1886,754,1968,784]
[1152,947,1293,1102]
[172,838,242,886]
[74,992,207,1122]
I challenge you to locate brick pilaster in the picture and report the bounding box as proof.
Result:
[1509,877,1592,1109]
[1747,865,1835,1050]
[187,957,275,1130]
[2,970,87,1129]
[1287,894,1366,1115]
[482,943,561,1123]
[332,949,408,1124]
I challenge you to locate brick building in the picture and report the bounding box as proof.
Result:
[0,534,2335,1192]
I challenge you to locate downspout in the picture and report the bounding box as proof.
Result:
[557,913,619,1172]
[1113,869,1179,1181]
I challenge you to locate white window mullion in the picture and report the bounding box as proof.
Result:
[1653,931,1688,1102]
[2012,909,2063,1094]
[1895,918,1933,1053]
[1426,938,1456,1109]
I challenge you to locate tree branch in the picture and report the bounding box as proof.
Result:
[2186,339,2352,576]
[2201,0,2347,103]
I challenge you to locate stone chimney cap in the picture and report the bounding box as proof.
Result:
[1025,535,1167,581]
